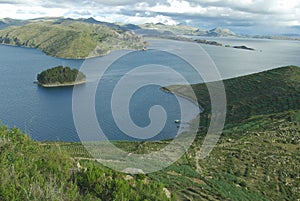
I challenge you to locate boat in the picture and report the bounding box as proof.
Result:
[174,120,181,124]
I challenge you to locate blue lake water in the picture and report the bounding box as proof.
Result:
[0,38,299,142]
[189,37,300,79]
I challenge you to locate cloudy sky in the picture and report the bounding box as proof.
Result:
[0,0,300,34]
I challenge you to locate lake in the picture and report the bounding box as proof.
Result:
[188,37,300,79]
[0,38,299,142]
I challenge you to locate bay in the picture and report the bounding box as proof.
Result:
[0,37,299,142]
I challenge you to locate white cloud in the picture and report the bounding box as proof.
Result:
[147,0,207,14]
[93,14,177,25]
[0,0,299,34]
[0,4,66,19]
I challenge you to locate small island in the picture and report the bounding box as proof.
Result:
[194,39,255,51]
[195,39,223,46]
[36,66,86,87]
[232,45,255,51]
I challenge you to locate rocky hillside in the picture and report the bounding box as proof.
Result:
[206,27,237,37]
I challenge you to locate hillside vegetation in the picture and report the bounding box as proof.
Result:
[0,125,173,201]
[165,66,300,127]
[53,111,300,201]
[37,66,86,87]
[148,110,300,200]
[0,20,146,59]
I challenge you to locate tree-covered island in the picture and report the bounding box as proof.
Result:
[36,66,86,87]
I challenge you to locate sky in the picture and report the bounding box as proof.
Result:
[0,0,300,35]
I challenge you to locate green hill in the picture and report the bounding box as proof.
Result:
[164,66,300,127]
[52,110,300,201]
[0,125,173,201]
[3,111,298,201]
[37,66,86,87]
[0,20,146,59]
[147,110,300,201]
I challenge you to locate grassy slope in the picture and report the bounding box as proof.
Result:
[165,66,300,126]
[0,20,146,59]
[57,110,300,201]
[0,126,173,201]
[150,110,300,201]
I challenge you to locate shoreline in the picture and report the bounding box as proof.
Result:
[161,87,204,112]
[35,80,86,88]
[0,43,147,60]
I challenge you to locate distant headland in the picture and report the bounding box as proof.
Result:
[0,18,147,59]
[36,66,86,87]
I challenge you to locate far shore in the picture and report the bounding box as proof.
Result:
[34,80,86,88]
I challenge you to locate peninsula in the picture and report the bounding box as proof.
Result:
[36,66,86,87]
[0,19,147,59]
[163,65,300,126]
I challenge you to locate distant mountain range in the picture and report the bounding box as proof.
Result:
[137,22,300,40]
[1,17,299,40]
[206,27,237,37]
[0,17,141,32]
[137,22,239,37]
[0,18,28,29]
[0,17,299,59]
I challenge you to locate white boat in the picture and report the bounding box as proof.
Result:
[174,120,181,124]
